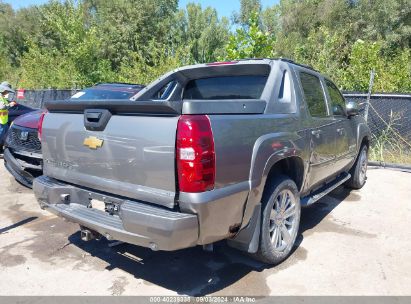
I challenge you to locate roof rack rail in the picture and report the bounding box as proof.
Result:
[231,57,319,72]
[271,57,318,72]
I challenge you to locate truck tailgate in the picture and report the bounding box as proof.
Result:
[41,112,179,208]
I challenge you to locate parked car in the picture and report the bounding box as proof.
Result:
[69,82,145,100]
[8,103,36,123]
[3,83,145,188]
[33,59,370,264]
[0,103,35,151]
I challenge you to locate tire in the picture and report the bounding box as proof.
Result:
[345,144,368,190]
[252,175,301,264]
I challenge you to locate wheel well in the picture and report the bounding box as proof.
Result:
[265,157,304,191]
[361,136,370,149]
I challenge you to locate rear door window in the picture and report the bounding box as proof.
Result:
[183,75,268,100]
[299,72,328,117]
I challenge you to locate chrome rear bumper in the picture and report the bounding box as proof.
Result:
[33,176,199,251]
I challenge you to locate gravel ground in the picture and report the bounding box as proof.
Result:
[0,160,410,296]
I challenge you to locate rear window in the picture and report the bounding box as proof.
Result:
[183,75,268,100]
[70,89,139,100]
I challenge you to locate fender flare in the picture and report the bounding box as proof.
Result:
[228,132,308,253]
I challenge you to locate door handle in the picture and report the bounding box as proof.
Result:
[311,130,322,138]
[85,112,102,122]
[84,109,112,131]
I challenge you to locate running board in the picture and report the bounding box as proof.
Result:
[301,173,351,206]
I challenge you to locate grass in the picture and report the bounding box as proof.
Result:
[368,111,411,165]
[369,149,411,165]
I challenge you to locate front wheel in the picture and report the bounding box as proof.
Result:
[252,175,301,264]
[345,145,368,189]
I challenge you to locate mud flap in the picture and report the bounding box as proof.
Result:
[227,204,261,253]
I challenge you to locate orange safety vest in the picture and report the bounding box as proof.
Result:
[0,96,9,125]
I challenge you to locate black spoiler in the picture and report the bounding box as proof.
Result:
[45,99,182,115]
[45,99,267,115]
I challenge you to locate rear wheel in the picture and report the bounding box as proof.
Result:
[252,175,301,264]
[345,145,368,189]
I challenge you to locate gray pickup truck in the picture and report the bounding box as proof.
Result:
[33,59,370,264]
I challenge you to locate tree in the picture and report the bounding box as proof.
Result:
[84,0,178,70]
[173,3,229,63]
[225,12,275,60]
[118,43,189,84]
[233,0,261,27]
[261,4,280,34]
[343,40,411,92]
[261,0,411,92]
[0,0,409,92]
[19,0,115,88]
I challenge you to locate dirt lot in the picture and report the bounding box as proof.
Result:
[0,159,410,296]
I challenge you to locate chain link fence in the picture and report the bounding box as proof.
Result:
[10,89,411,164]
[344,92,411,164]
[10,89,78,109]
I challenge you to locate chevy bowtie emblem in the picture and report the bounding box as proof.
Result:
[83,136,104,149]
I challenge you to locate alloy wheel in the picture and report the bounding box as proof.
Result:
[269,189,299,252]
[359,148,368,184]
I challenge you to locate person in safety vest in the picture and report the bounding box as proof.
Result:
[0,81,16,154]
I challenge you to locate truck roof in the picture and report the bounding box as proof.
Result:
[200,58,317,71]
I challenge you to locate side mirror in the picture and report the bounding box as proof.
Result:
[346,101,359,117]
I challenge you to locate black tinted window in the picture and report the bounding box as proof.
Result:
[154,80,178,100]
[300,72,328,117]
[325,80,346,116]
[183,75,267,100]
[278,70,292,103]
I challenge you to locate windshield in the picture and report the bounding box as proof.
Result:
[183,75,268,100]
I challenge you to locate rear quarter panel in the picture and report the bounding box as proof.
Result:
[188,114,309,240]
[210,114,308,189]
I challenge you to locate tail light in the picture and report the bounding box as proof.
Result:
[176,115,215,193]
[38,111,47,141]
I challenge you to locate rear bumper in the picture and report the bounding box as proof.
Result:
[4,148,42,188]
[33,176,199,251]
